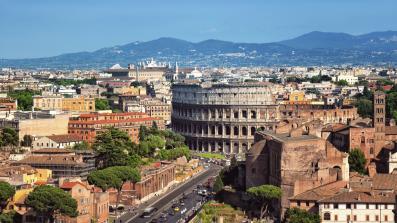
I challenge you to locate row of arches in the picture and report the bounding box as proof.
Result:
[172,122,271,137]
[186,139,254,154]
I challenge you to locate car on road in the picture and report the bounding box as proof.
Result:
[141,207,158,218]
[180,208,187,214]
[198,189,208,196]
[159,213,167,222]
[174,206,180,212]
[180,201,185,206]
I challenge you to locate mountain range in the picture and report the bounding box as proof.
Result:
[1,31,397,69]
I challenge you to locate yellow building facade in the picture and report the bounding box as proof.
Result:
[289,91,306,103]
[33,95,63,110]
[62,97,95,112]
[35,169,52,182]
[33,95,95,112]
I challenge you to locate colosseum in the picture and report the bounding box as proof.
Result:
[171,82,279,154]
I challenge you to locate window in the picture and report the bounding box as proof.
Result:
[234,111,239,119]
[366,215,369,221]
[347,215,350,221]
[306,201,310,207]
[234,127,239,136]
[334,204,339,209]
[375,204,378,209]
[385,215,388,221]
[385,204,388,209]
[334,215,338,221]
[323,213,331,220]
[346,204,351,209]
[242,110,247,118]
[353,215,357,221]
[375,215,379,221]
[366,204,369,209]
[297,201,301,207]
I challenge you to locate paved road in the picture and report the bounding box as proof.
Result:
[119,164,221,223]
[150,182,209,223]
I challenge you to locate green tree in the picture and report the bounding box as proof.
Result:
[21,134,33,147]
[152,121,158,130]
[145,135,166,154]
[213,175,224,193]
[126,153,142,168]
[386,92,397,120]
[247,185,282,220]
[336,80,349,86]
[156,146,190,161]
[348,149,367,174]
[8,89,40,110]
[25,185,78,223]
[0,128,18,147]
[95,98,111,110]
[88,166,140,214]
[0,181,15,211]
[284,208,320,223]
[72,141,90,150]
[0,211,16,223]
[139,125,148,141]
[354,99,373,118]
[93,128,134,168]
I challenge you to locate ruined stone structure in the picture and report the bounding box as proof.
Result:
[246,123,348,218]
[279,103,358,125]
[171,82,278,154]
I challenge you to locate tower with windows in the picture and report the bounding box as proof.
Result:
[373,91,386,156]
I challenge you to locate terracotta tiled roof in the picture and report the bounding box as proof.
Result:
[319,191,396,204]
[372,174,397,190]
[0,165,36,177]
[15,155,87,166]
[68,117,160,125]
[78,112,145,118]
[47,134,82,143]
[290,181,347,201]
[32,148,73,154]
[60,181,88,190]
[382,85,393,91]
[34,181,47,186]
[322,123,349,132]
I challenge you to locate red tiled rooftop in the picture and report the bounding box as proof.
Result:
[61,181,88,190]
[68,117,160,125]
[47,134,82,143]
[78,112,146,118]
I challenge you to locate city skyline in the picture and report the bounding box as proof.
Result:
[1,0,397,58]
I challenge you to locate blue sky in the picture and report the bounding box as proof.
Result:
[1,0,396,58]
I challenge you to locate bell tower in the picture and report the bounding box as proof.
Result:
[373,91,386,156]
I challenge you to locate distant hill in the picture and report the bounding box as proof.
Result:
[1,31,397,69]
[280,31,397,50]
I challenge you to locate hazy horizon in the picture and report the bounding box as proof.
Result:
[1,0,397,58]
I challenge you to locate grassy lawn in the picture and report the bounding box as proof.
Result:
[196,152,226,160]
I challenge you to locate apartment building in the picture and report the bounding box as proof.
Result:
[68,112,163,143]
[33,95,95,112]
